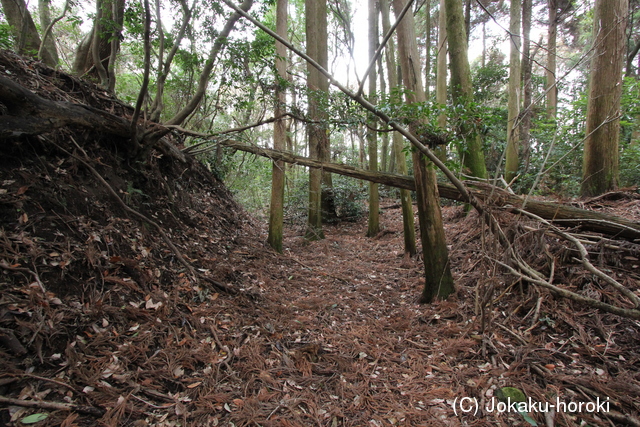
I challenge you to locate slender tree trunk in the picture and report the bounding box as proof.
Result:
[151,0,195,121]
[546,0,557,119]
[1,0,56,66]
[445,0,487,179]
[435,0,448,163]
[626,39,640,77]
[581,0,628,196]
[304,0,329,239]
[482,21,486,67]
[379,57,389,173]
[505,0,522,184]
[380,0,416,256]
[520,0,533,174]
[91,0,110,88]
[38,0,59,65]
[319,1,336,223]
[424,0,432,99]
[366,0,380,237]
[166,0,253,126]
[394,0,454,301]
[268,0,288,252]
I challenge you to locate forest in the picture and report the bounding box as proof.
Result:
[1,0,640,425]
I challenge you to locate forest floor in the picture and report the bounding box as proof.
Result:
[1,49,640,427]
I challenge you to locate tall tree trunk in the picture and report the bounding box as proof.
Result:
[366,0,380,237]
[482,21,486,67]
[520,0,533,174]
[464,0,471,44]
[379,57,389,173]
[72,0,125,89]
[444,0,487,179]
[505,0,521,184]
[581,0,628,196]
[424,0,432,99]
[546,0,557,119]
[304,0,329,240]
[380,0,416,256]
[37,0,59,65]
[0,0,56,66]
[268,0,288,252]
[166,0,253,126]
[435,0,448,163]
[393,0,454,301]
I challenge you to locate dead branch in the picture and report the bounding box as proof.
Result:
[0,396,105,416]
[514,208,640,308]
[495,259,640,320]
[187,138,640,240]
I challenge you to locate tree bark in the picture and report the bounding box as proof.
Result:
[305,0,332,239]
[380,0,416,256]
[581,0,627,196]
[366,0,380,237]
[0,0,56,66]
[37,0,59,65]
[72,0,125,89]
[267,0,288,253]
[394,0,454,302]
[424,0,432,99]
[520,0,533,175]
[378,57,389,173]
[505,0,521,184]
[435,0,447,163]
[444,0,487,179]
[546,0,558,119]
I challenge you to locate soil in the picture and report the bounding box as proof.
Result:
[1,50,640,427]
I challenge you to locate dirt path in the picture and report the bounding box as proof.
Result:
[235,205,470,426]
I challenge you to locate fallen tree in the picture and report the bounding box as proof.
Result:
[183,137,640,241]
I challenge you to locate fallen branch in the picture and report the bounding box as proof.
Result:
[495,259,640,320]
[513,208,640,308]
[184,138,640,241]
[0,396,105,416]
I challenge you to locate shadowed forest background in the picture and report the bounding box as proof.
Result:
[1,0,640,425]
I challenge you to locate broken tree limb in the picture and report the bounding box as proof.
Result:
[209,139,640,241]
[0,396,105,416]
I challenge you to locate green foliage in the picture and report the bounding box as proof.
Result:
[472,49,508,105]
[123,2,145,37]
[326,174,366,221]
[0,21,14,50]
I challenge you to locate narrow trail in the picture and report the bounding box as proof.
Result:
[227,204,493,426]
